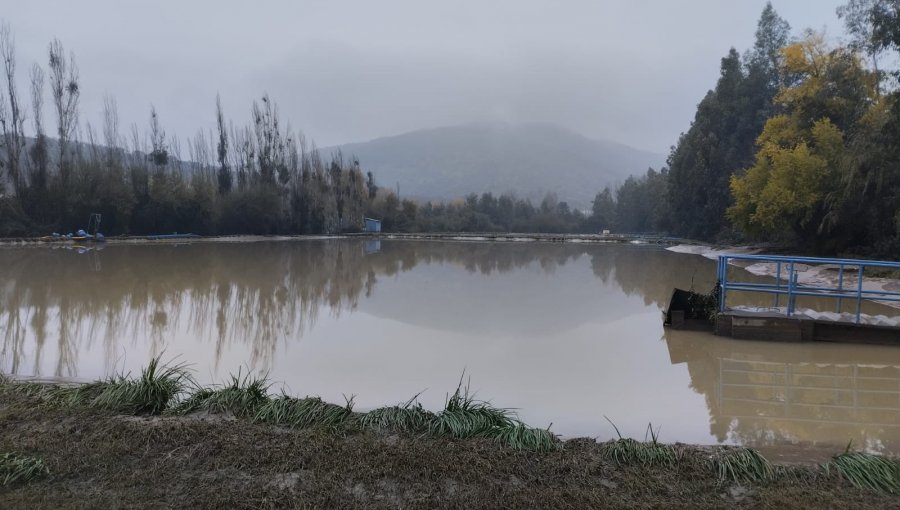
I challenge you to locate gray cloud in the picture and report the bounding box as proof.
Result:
[3,0,844,154]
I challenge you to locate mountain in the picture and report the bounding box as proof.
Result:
[324,122,664,207]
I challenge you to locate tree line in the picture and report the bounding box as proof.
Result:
[3,1,900,255]
[0,26,386,236]
[0,11,669,244]
[603,0,900,257]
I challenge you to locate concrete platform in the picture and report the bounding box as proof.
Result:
[714,310,900,345]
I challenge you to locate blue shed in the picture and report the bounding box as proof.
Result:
[364,218,382,232]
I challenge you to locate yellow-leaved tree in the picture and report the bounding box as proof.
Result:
[728,33,878,249]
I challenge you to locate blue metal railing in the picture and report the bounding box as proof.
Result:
[716,254,900,324]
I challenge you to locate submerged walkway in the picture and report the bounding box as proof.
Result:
[1,232,694,246]
[347,231,690,244]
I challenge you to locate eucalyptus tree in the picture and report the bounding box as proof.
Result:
[665,3,790,241]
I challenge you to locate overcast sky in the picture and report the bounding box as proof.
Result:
[3,1,846,154]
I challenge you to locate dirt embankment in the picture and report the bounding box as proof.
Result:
[1,392,897,510]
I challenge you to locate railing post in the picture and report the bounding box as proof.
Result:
[718,256,727,313]
[774,262,781,308]
[836,264,844,313]
[787,262,795,316]
[856,264,864,324]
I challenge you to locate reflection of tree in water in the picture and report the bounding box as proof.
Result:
[664,328,900,455]
[590,246,717,308]
[0,241,599,378]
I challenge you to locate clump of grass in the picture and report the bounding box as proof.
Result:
[1,453,49,486]
[603,438,678,467]
[169,387,217,415]
[429,379,516,438]
[254,394,356,429]
[360,397,436,433]
[169,369,270,417]
[43,381,108,407]
[824,452,900,493]
[1,379,58,400]
[601,419,677,467]
[0,374,102,406]
[89,357,193,415]
[709,448,774,484]
[495,423,559,452]
[23,358,191,414]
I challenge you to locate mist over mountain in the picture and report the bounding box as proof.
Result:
[325,123,664,207]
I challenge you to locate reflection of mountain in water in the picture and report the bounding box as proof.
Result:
[665,328,900,455]
[354,243,718,336]
[360,252,631,337]
[0,240,713,379]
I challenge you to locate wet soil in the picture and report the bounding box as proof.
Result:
[1,392,897,509]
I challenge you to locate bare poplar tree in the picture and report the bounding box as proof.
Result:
[48,38,79,185]
[279,122,293,187]
[187,131,202,175]
[251,93,284,187]
[129,122,149,200]
[230,124,252,188]
[168,132,181,174]
[102,94,121,165]
[29,63,48,192]
[148,105,168,169]
[0,96,6,194]
[0,22,26,195]
[215,94,231,194]
[84,121,100,162]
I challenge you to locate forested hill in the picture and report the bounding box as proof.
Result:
[618,1,900,258]
[324,123,664,207]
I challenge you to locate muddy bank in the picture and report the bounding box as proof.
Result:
[1,391,897,509]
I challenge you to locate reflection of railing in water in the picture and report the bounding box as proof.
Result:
[717,254,900,324]
[717,358,900,429]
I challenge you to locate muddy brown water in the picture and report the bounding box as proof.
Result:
[2,239,900,460]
